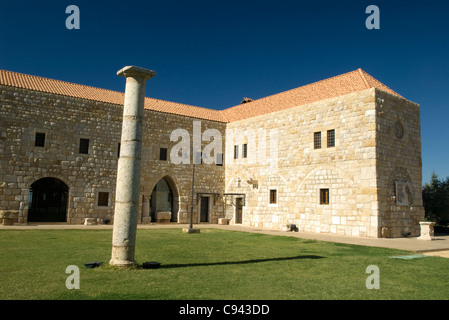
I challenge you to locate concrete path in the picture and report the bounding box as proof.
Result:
[2,222,449,258]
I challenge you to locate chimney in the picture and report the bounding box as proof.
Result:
[241,97,253,104]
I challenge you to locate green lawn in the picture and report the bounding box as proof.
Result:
[0,228,448,300]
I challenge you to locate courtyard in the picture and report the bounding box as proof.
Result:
[1,225,448,300]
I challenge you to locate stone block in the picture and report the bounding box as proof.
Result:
[417,221,435,240]
[218,218,229,225]
[182,228,200,233]
[84,218,97,225]
[142,216,152,224]
[0,210,19,225]
[155,211,171,223]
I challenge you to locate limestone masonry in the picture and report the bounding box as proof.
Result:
[0,68,424,238]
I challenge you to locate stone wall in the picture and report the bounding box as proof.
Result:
[225,88,384,237]
[375,89,424,237]
[0,84,226,224]
[0,82,424,237]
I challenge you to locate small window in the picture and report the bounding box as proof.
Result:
[269,189,277,204]
[216,153,223,166]
[327,130,335,148]
[242,143,247,158]
[193,151,202,164]
[35,132,46,147]
[97,192,109,207]
[320,189,330,205]
[117,143,121,158]
[314,132,321,149]
[234,145,239,159]
[159,148,168,161]
[79,138,89,154]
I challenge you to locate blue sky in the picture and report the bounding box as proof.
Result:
[0,0,448,184]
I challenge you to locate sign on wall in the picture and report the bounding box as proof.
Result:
[395,181,414,206]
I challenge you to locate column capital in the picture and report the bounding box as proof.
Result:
[117,66,156,81]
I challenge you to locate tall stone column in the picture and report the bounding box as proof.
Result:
[110,66,156,267]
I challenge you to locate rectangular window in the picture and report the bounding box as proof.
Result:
[216,153,223,166]
[97,192,109,207]
[159,147,168,161]
[35,132,46,147]
[234,145,239,159]
[242,143,247,158]
[79,138,89,154]
[269,189,277,204]
[117,143,121,158]
[327,129,335,148]
[314,132,321,149]
[320,188,330,205]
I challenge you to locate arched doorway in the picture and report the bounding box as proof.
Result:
[149,177,178,222]
[28,178,68,222]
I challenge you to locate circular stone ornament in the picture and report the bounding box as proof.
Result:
[394,120,404,139]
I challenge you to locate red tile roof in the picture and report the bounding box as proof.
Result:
[221,68,405,122]
[0,69,226,122]
[0,68,405,123]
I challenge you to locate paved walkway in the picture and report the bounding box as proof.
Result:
[2,222,449,258]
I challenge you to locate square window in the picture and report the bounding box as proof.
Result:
[35,132,46,147]
[97,192,109,207]
[234,145,239,159]
[327,129,335,148]
[242,143,247,158]
[320,189,330,205]
[269,189,277,204]
[79,138,89,154]
[314,132,321,149]
[159,147,168,161]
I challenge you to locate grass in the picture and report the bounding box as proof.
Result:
[0,228,448,300]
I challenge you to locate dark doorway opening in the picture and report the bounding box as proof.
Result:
[150,177,177,222]
[200,196,209,222]
[28,178,68,222]
[235,197,243,224]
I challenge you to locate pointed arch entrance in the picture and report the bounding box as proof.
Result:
[149,176,179,222]
[28,178,69,222]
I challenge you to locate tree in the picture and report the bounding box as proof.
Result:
[422,173,449,225]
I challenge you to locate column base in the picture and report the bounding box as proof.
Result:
[182,228,200,234]
[110,245,137,267]
[109,259,137,267]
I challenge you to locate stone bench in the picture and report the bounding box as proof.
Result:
[155,211,171,223]
[0,210,19,226]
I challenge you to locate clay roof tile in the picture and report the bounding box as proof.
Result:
[0,68,406,124]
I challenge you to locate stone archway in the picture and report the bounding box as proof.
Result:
[28,177,69,222]
[149,176,179,223]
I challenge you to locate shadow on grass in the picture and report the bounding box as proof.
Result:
[156,255,325,269]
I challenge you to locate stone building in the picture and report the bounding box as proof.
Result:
[0,68,424,237]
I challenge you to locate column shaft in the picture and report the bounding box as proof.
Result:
[110,66,156,267]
